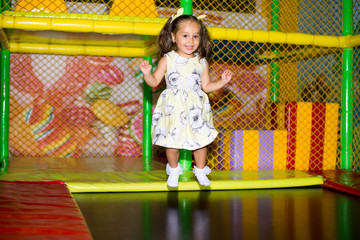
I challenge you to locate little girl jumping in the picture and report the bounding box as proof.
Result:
[139,8,234,187]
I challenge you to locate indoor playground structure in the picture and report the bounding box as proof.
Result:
[0,0,360,239]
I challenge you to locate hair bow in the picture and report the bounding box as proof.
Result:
[170,8,207,23]
[171,8,184,23]
[196,14,206,20]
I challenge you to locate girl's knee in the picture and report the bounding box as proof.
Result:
[166,148,179,154]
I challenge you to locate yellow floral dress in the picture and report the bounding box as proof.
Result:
[151,51,218,150]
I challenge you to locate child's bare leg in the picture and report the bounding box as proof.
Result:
[193,147,211,186]
[166,148,179,168]
[165,148,182,187]
[193,147,207,168]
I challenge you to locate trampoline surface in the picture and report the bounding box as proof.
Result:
[73,187,360,240]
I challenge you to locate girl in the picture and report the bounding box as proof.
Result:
[139,8,234,187]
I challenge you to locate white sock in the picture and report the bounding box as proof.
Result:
[193,166,211,186]
[166,163,183,187]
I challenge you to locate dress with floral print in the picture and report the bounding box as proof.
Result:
[151,51,218,150]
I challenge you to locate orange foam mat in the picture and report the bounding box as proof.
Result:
[0,180,92,239]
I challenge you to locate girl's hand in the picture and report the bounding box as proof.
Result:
[221,69,234,85]
[139,60,152,75]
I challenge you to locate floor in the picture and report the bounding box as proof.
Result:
[1,157,360,240]
[74,187,360,240]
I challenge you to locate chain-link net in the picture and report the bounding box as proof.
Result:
[10,54,143,158]
[354,0,360,172]
[207,44,342,171]
[2,0,359,171]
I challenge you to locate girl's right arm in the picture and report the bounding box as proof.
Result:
[139,56,167,88]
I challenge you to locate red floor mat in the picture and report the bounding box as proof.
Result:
[309,169,360,197]
[0,180,92,240]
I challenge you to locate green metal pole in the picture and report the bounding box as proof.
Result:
[178,0,193,170]
[180,0,192,14]
[143,56,152,171]
[1,0,10,11]
[270,0,280,102]
[0,50,10,167]
[0,2,10,173]
[341,0,353,170]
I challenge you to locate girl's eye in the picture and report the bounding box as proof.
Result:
[194,35,199,39]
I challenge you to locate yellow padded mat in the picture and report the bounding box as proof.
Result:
[0,157,323,192]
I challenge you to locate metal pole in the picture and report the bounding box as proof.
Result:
[0,50,10,169]
[341,0,353,170]
[180,0,192,14]
[143,56,152,171]
[1,0,11,11]
[178,0,193,170]
[0,1,10,173]
[268,0,280,130]
[270,0,280,102]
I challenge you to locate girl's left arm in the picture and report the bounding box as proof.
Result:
[201,61,234,93]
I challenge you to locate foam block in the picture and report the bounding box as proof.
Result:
[213,129,288,170]
[285,102,339,170]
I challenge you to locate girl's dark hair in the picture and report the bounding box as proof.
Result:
[157,14,212,60]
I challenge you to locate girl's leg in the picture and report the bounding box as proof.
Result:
[193,147,207,168]
[165,148,182,187]
[166,148,180,168]
[193,147,211,186]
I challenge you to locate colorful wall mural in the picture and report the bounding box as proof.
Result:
[9,53,268,158]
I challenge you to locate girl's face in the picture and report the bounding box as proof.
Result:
[171,20,201,58]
